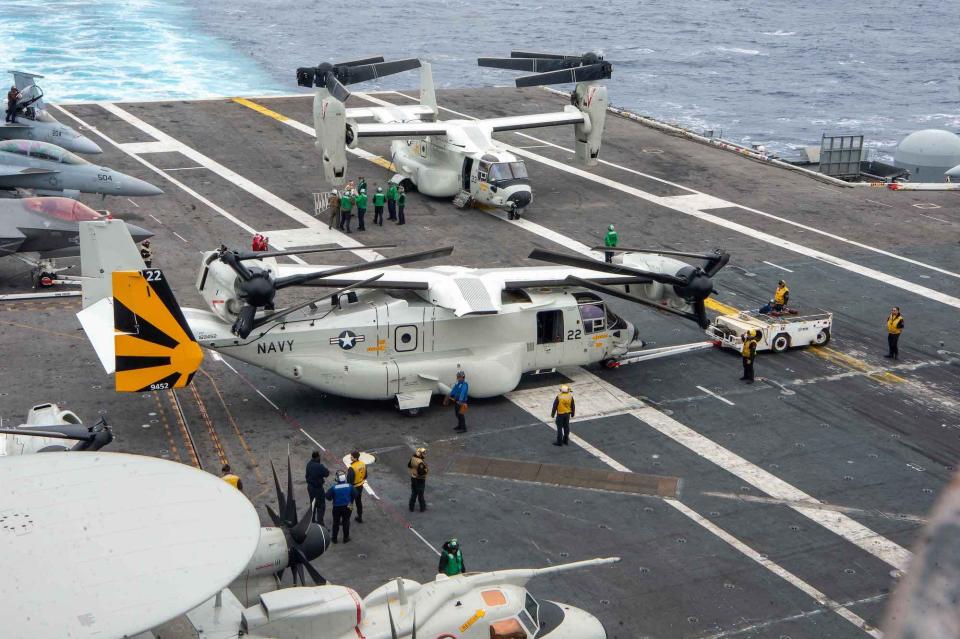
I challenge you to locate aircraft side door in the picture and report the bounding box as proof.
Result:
[533,309,564,369]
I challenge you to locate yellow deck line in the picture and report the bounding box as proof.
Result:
[232,97,290,122]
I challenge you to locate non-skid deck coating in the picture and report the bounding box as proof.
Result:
[1,87,958,639]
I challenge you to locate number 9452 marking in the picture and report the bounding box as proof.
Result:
[149,382,170,391]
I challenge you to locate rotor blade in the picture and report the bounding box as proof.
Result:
[477,57,573,72]
[290,498,314,545]
[326,72,351,102]
[218,248,255,281]
[336,56,385,67]
[264,503,283,528]
[387,601,399,639]
[511,50,573,60]
[515,62,612,87]
[274,246,454,289]
[284,454,297,525]
[342,58,421,85]
[232,303,258,339]
[590,247,730,278]
[693,299,709,328]
[253,273,384,329]
[236,244,397,261]
[270,460,287,518]
[412,611,417,639]
[564,275,701,324]
[0,426,93,441]
[528,248,686,287]
[294,562,305,587]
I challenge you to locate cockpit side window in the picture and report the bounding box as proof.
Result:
[488,163,511,182]
[578,302,606,334]
[509,162,528,179]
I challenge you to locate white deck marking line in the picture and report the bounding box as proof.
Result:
[408,526,441,556]
[56,106,315,266]
[916,212,954,224]
[695,385,736,406]
[127,198,140,207]
[298,428,327,452]
[163,166,207,172]
[702,592,886,638]
[762,260,794,273]
[562,365,912,571]
[382,90,960,284]
[864,199,893,208]
[94,102,384,263]
[172,232,189,243]
[501,376,878,636]
[703,491,929,525]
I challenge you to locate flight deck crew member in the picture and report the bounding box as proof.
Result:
[387,182,399,220]
[396,186,407,225]
[221,464,243,492]
[372,186,385,226]
[347,450,366,523]
[357,176,367,194]
[339,190,354,233]
[305,451,330,525]
[885,307,904,359]
[741,329,759,383]
[604,224,618,263]
[550,384,575,446]
[438,538,465,576]
[327,189,341,230]
[252,233,269,251]
[355,190,368,231]
[5,86,19,123]
[326,470,353,543]
[773,280,790,312]
[139,240,153,267]
[448,370,469,432]
[408,447,428,512]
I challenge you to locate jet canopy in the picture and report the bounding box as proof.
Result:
[22,196,103,221]
[0,139,88,164]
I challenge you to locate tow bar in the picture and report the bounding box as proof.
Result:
[606,340,719,368]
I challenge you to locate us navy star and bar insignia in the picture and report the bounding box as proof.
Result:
[330,330,365,350]
[112,269,203,392]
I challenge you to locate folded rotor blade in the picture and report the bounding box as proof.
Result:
[274,246,454,289]
[236,244,397,261]
[343,58,421,85]
[326,72,351,102]
[564,275,702,324]
[589,247,730,278]
[478,57,573,72]
[515,62,612,87]
[511,50,573,60]
[336,56,385,67]
[528,248,685,287]
[0,426,94,441]
[253,274,384,329]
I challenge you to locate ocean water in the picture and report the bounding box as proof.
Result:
[3,0,956,159]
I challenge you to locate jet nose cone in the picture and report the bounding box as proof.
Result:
[72,135,103,155]
[125,223,154,244]
[122,175,164,197]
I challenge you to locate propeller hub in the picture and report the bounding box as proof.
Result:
[239,269,276,308]
[674,266,713,301]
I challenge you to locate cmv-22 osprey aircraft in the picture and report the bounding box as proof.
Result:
[76,220,727,414]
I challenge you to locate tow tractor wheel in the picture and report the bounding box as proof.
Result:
[771,333,791,353]
[813,328,831,346]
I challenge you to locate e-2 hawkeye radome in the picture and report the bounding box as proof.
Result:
[76,220,727,414]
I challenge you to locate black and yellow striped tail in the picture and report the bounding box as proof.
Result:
[112,269,203,392]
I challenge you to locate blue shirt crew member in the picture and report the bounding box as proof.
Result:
[449,370,469,432]
[326,471,353,543]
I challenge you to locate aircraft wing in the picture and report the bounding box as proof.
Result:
[0,226,27,256]
[346,104,435,123]
[355,121,450,138]
[481,108,586,133]
[0,452,261,639]
[0,164,58,177]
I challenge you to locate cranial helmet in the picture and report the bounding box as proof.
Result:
[456,370,465,378]
[448,538,459,550]
[608,224,615,230]
[416,447,426,457]
[560,384,570,393]
[336,470,347,483]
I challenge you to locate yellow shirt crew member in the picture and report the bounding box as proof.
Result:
[347,450,366,524]
[885,307,904,359]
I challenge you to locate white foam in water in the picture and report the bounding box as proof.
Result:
[0,0,282,101]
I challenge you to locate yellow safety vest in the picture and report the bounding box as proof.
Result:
[887,314,903,335]
[350,460,367,486]
[741,338,757,358]
[555,392,573,415]
[773,286,789,305]
[222,474,241,489]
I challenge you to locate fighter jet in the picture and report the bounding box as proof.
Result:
[0,139,163,198]
[0,196,151,260]
[1,71,102,154]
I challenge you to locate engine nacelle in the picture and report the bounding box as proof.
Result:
[573,83,608,166]
[618,253,699,314]
[196,251,252,323]
[241,586,362,638]
[312,89,348,187]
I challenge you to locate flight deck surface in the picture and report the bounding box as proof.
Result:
[1,87,958,638]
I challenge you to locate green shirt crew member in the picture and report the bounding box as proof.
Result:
[397,189,407,225]
[355,191,368,231]
[604,224,618,263]
[387,183,399,220]
[357,177,367,194]
[372,187,386,226]
[438,538,465,576]
[339,192,354,233]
